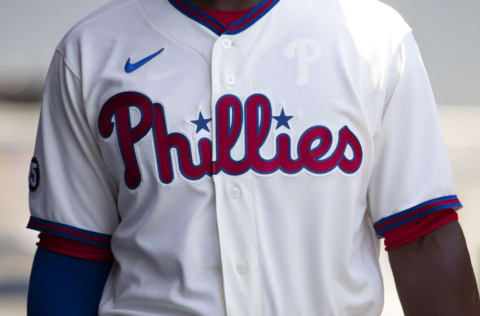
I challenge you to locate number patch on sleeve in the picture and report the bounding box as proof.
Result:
[29,157,40,192]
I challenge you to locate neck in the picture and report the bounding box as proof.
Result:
[187,0,262,11]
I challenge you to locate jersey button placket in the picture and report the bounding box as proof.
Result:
[211,35,262,316]
[220,37,236,88]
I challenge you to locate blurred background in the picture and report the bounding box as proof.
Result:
[0,0,478,315]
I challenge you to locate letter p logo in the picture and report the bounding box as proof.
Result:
[284,39,322,86]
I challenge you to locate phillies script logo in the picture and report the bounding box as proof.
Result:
[98,92,362,188]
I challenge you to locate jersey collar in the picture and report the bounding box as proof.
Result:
[167,0,280,36]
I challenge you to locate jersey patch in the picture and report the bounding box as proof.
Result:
[29,157,40,192]
[98,92,363,188]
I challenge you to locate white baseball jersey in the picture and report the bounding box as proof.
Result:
[28,0,462,315]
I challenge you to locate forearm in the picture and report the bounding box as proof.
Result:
[28,246,112,315]
[389,220,480,316]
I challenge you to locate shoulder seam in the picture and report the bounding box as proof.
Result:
[64,0,137,39]
[57,0,138,78]
[55,48,81,81]
[381,30,413,107]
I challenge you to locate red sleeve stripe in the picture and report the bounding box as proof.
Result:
[37,232,114,262]
[383,208,458,251]
[27,216,111,247]
[374,195,462,237]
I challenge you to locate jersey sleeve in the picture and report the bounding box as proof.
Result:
[368,32,462,244]
[27,49,119,249]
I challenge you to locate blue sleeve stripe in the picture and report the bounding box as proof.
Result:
[373,195,462,237]
[374,195,459,226]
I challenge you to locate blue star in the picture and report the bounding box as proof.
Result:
[272,108,293,129]
[191,112,212,133]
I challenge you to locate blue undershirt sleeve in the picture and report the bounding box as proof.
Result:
[27,247,112,316]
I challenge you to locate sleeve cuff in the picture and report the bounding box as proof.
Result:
[373,195,462,249]
[27,216,112,248]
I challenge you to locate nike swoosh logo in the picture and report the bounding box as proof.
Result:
[124,48,164,73]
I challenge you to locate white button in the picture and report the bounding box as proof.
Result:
[229,186,241,199]
[236,263,247,275]
[225,74,236,86]
[221,38,232,48]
